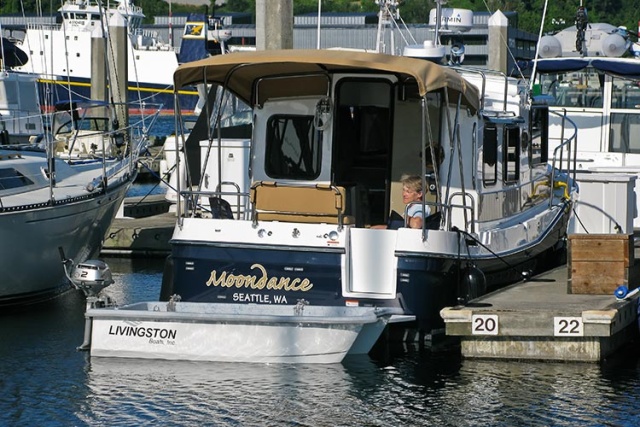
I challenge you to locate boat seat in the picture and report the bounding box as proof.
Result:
[208,197,233,219]
[250,181,354,226]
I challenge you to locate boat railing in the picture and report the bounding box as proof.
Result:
[0,108,43,135]
[549,109,578,207]
[51,102,161,181]
[26,23,61,31]
[446,192,477,234]
[406,197,476,234]
[131,28,162,41]
[180,186,250,220]
[453,66,510,113]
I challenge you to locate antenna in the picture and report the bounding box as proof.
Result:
[575,4,588,55]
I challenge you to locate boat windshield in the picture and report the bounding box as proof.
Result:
[538,66,604,109]
[539,67,640,154]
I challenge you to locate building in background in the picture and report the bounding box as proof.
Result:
[2,10,537,76]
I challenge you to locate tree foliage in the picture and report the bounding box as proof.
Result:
[4,0,639,35]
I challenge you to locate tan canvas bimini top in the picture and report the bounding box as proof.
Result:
[173,49,480,111]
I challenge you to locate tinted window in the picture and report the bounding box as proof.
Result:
[530,106,548,164]
[265,115,321,180]
[503,126,520,183]
[483,125,497,186]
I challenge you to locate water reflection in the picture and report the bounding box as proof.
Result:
[78,343,640,427]
[85,356,382,426]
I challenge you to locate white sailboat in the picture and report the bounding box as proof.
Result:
[0,15,160,308]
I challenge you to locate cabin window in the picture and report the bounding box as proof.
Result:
[482,125,497,186]
[609,75,640,153]
[0,168,34,190]
[530,105,548,164]
[539,68,603,108]
[611,75,640,109]
[503,126,520,183]
[1,81,18,104]
[17,82,39,112]
[609,113,640,153]
[264,114,321,180]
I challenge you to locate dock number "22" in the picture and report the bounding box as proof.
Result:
[553,317,584,336]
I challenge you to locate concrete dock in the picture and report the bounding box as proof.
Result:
[441,265,639,362]
[101,195,175,257]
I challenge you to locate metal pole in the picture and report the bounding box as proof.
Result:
[316,0,321,49]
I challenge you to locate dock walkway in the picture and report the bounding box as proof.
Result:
[102,195,175,257]
[441,265,639,362]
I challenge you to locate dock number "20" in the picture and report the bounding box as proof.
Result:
[554,317,584,336]
[471,314,499,335]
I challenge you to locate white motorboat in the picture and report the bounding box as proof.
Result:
[82,299,402,364]
[157,17,577,334]
[533,13,640,230]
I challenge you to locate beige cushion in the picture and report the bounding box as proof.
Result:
[251,182,354,225]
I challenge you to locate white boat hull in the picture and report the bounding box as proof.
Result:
[86,303,399,364]
[0,181,131,305]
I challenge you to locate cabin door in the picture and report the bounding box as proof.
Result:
[332,78,394,227]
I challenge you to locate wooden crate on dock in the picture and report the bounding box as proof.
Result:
[568,234,638,294]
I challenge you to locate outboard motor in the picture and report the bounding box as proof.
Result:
[70,260,114,299]
[59,247,115,308]
[69,260,116,352]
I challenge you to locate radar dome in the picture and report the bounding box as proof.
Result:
[403,40,446,62]
[428,8,473,33]
[538,35,562,58]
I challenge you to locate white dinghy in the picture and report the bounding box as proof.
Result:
[82,299,402,364]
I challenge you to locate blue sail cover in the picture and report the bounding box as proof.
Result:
[535,58,590,73]
[536,57,640,78]
[591,59,640,78]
